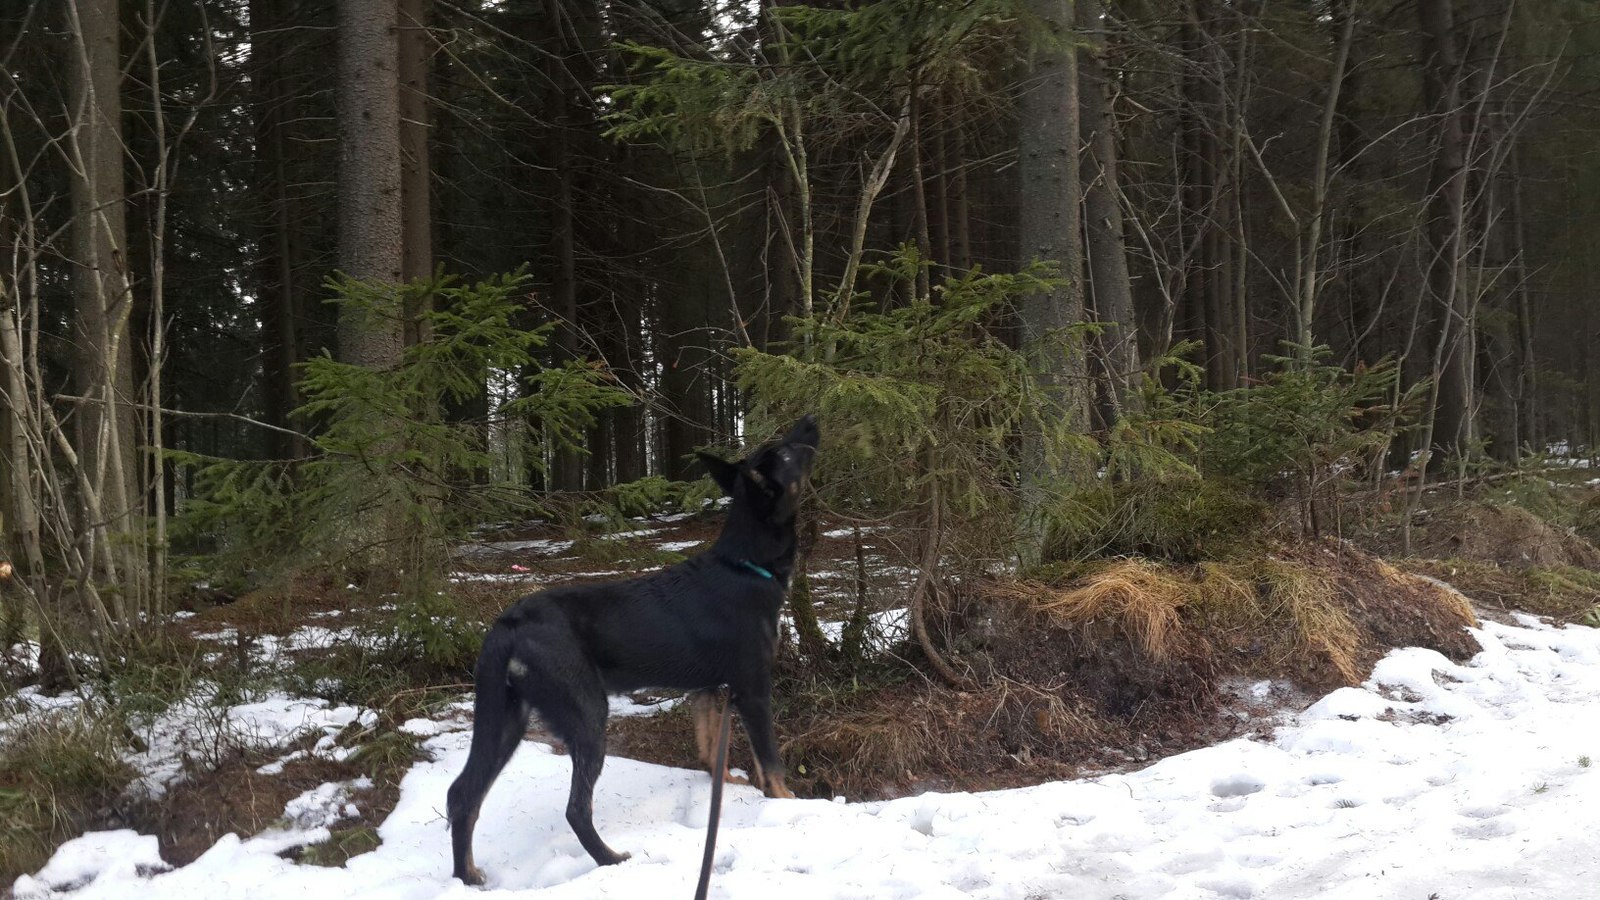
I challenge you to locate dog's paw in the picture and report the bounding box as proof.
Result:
[763,778,796,800]
[599,850,633,866]
[456,865,487,886]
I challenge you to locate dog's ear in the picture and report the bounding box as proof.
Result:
[696,451,739,495]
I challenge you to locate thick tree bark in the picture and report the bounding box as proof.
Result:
[337,0,405,357]
[336,0,408,575]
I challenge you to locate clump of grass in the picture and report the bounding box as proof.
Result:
[1408,557,1600,622]
[1526,567,1600,619]
[1014,559,1190,661]
[297,824,382,867]
[779,679,1111,800]
[1253,558,1363,686]
[0,711,134,881]
[990,542,1476,692]
[1578,755,1591,768]
[350,730,422,787]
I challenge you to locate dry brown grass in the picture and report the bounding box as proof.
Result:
[987,540,1478,694]
[0,712,134,882]
[1403,557,1600,623]
[612,538,1484,802]
[1021,560,1189,661]
[777,679,1116,799]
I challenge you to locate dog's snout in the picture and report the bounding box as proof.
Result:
[786,414,821,450]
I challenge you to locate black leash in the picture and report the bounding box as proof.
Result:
[694,690,733,900]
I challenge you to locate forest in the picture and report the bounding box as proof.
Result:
[6,0,1600,894]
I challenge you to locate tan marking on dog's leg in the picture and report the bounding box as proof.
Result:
[692,692,749,783]
[691,691,716,770]
[461,810,486,886]
[762,772,795,799]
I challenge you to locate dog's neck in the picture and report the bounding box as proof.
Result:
[710,502,798,588]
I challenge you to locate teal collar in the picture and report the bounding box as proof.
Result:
[740,560,775,580]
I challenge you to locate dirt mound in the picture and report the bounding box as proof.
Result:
[1402,557,1600,624]
[974,540,1478,699]
[1412,502,1600,570]
[616,540,1480,802]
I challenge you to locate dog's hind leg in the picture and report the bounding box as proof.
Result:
[517,650,632,867]
[448,629,534,885]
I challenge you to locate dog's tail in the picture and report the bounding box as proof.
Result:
[448,624,521,833]
[473,623,524,743]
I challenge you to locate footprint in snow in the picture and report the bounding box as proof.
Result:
[1211,774,1267,798]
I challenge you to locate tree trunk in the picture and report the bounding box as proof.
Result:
[337,0,405,304]
[67,0,144,623]
[1017,0,1086,549]
[950,129,972,270]
[399,0,433,344]
[336,0,407,574]
[1079,0,1141,421]
[252,0,304,459]
[0,204,46,646]
[1416,0,1475,462]
[1181,0,1237,390]
[1509,147,1538,453]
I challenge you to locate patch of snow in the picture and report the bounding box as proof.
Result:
[282,778,373,830]
[21,618,1600,900]
[448,572,546,585]
[656,541,703,553]
[124,689,375,798]
[818,607,910,647]
[608,695,683,718]
[598,528,663,542]
[458,538,576,558]
[821,526,890,539]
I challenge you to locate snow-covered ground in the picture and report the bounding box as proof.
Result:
[14,611,1600,899]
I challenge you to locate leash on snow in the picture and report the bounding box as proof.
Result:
[695,690,734,900]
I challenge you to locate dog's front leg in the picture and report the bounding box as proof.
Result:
[733,691,795,799]
[690,689,751,785]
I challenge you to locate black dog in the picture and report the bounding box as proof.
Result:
[447,415,820,885]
